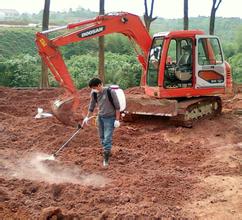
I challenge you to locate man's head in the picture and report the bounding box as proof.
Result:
[88,77,103,92]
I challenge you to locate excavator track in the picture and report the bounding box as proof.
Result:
[172,96,222,127]
[122,95,222,127]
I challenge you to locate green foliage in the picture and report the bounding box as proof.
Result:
[66,53,98,88]
[61,34,135,59]
[234,25,242,53]
[66,52,141,89]
[0,54,40,87]
[61,39,98,59]
[0,28,37,58]
[0,28,134,60]
[105,34,135,55]
[222,43,236,59]
[228,53,242,83]
[104,52,141,89]
[2,11,242,60]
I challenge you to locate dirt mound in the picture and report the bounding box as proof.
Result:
[124,86,145,95]
[0,87,241,219]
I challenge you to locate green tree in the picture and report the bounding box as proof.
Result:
[235,26,242,53]
[229,53,242,83]
[103,52,142,89]
[61,39,98,59]
[67,54,98,88]
[222,43,236,59]
[0,54,40,87]
[105,34,135,55]
[66,52,141,89]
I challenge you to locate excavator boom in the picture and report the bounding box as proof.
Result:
[36,12,151,95]
[35,12,152,125]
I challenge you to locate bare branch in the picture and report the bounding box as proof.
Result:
[143,0,156,32]
[151,17,157,22]
[150,0,155,17]
[144,0,148,16]
[215,0,222,11]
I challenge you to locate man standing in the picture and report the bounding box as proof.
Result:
[83,78,120,167]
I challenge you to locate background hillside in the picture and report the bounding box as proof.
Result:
[0,8,242,88]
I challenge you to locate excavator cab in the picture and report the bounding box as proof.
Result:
[136,31,231,125]
[144,31,229,99]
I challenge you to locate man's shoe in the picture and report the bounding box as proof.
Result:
[103,151,110,167]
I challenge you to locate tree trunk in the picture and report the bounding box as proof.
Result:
[209,0,222,35]
[40,0,50,88]
[183,0,189,30]
[209,10,216,35]
[143,0,157,32]
[98,0,105,83]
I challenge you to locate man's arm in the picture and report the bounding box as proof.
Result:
[88,92,97,114]
[83,92,96,124]
[115,110,120,120]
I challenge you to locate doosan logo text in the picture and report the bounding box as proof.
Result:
[78,26,105,38]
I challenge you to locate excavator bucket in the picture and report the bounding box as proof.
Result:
[51,96,80,126]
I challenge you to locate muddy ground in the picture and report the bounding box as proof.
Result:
[0,87,241,219]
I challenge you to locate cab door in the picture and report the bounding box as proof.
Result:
[195,35,226,88]
[146,36,164,96]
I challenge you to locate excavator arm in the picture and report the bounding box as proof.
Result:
[35,12,152,125]
[36,12,152,95]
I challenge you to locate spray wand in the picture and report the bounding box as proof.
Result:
[47,116,95,160]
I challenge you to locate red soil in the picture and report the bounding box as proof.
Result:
[0,87,241,219]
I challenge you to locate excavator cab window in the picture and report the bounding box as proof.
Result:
[196,37,225,86]
[164,38,193,88]
[198,38,223,65]
[147,37,164,86]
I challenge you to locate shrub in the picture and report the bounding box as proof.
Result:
[0,54,40,87]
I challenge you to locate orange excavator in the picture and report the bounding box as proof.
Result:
[35,12,232,126]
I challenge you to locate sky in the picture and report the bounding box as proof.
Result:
[0,0,241,19]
